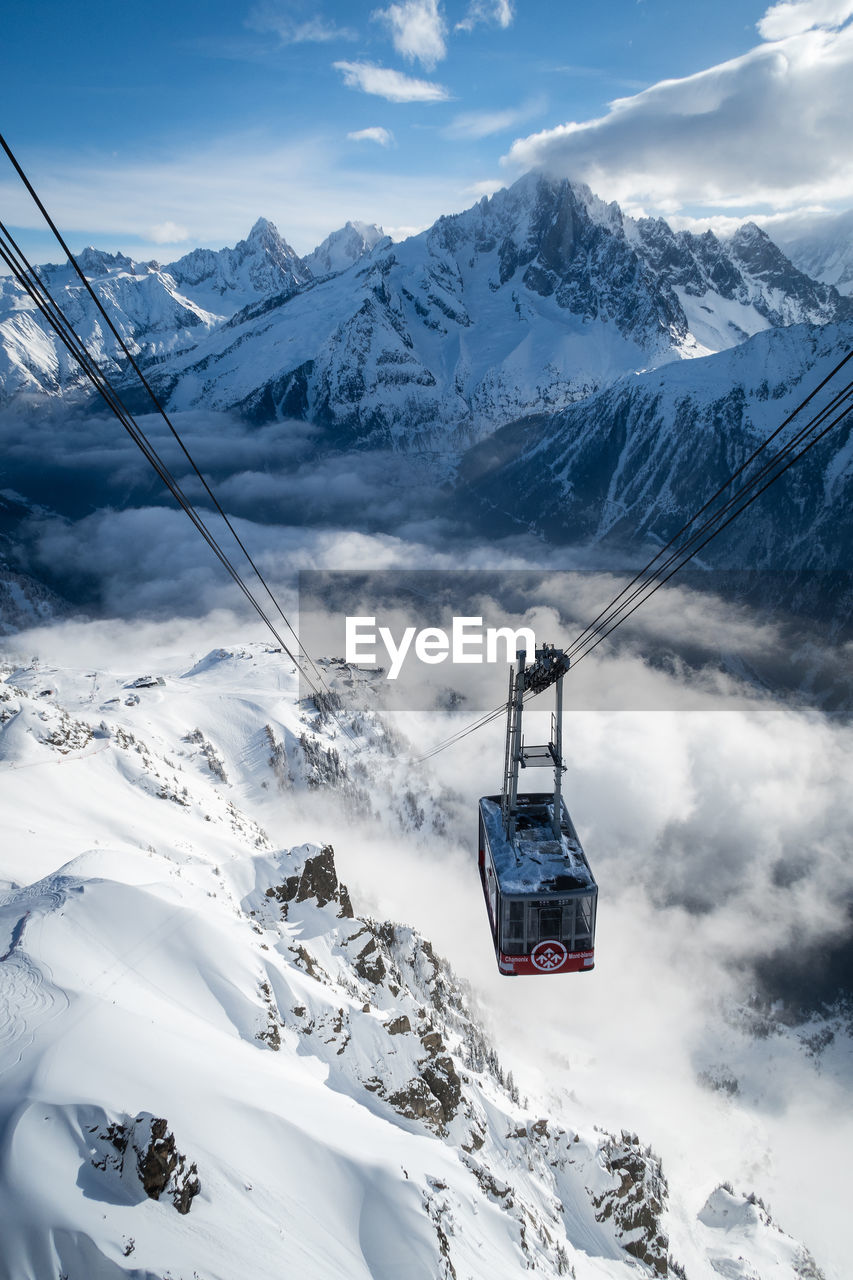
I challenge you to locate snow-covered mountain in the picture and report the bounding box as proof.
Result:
[0,644,833,1280]
[166,216,313,317]
[0,217,326,402]
[145,176,850,446]
[0,174,847,450]
[304,219,389,278]
[457,315,853,582]
[0,249,221,401]
[760,209,853,297]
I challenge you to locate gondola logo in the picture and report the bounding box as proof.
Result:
[531,940,568,971]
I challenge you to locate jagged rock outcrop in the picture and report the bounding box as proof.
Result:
[90,1113,200,1215]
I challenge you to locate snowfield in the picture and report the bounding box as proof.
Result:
[0,642,839,1280]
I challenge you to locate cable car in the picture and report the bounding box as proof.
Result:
[478,645,597,976]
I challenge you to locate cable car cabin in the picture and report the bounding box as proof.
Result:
[478,793,597,975]
[478,644,597,975]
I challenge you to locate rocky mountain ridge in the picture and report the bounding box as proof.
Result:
[1,174,848,450]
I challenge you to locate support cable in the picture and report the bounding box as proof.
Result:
[0,130,328,694]
[413,357,853,762]
[0,216,358,742]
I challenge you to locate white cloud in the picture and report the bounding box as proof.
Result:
[247,4,357,43]
[288,17,358,41]
[382,222,428,240]
[503,20,853,215]
[464,178,504,197]
[347,126,395,147]
[334,59,450,102]
[148,220,189,245]
[757,0,853,38]
[456,0,514,32]
[444,98,544,140]
[373,0,447,69]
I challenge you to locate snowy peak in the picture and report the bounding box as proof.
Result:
[74,245,138,277]
[0,172,849,444]
[166,217,311,312]
[726,220,848,324]
[304,219,389,277]
[149,172,849,444]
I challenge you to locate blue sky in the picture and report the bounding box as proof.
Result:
[2,0,852,261]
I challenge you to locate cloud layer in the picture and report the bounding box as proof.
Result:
[504,7,853,213]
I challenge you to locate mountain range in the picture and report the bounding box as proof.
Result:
[1,174,849,451]
[0,172,851,640]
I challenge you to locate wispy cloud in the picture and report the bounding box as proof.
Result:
[464,178,504,198]
[444,98,544,140]
[247,3,357,44]
[455,0,514,32]
[347,126,395,147]
[334,60,450,102]
[372,0,447,69]
[503,13,853,215]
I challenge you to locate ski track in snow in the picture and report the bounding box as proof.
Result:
[0,884,69,1076]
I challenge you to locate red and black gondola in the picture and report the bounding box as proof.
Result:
[478,645,597,976]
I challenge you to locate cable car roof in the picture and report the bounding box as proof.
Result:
[480,796,595,896]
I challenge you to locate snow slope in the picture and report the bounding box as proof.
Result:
[0,644,833,1280]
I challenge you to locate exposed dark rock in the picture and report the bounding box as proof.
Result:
[136,1118,179,1198]
[265,843,353,919]
[420,1056,462,1125]
[386,1014,411,1035]
[353,935,387,984]
[592,1131,669,1276]
[420,1030,445,1055]
[90,1114,200,1215]
[387,1079,445,1128]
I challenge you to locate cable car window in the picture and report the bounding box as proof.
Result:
[575,896,594,946]
[563,897,576,948]
[503,899,525,954]
[539,906,562,940]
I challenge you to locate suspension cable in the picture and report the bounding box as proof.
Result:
[413,353,853,761]
[0,168,357,741]
[0,132,332,692]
